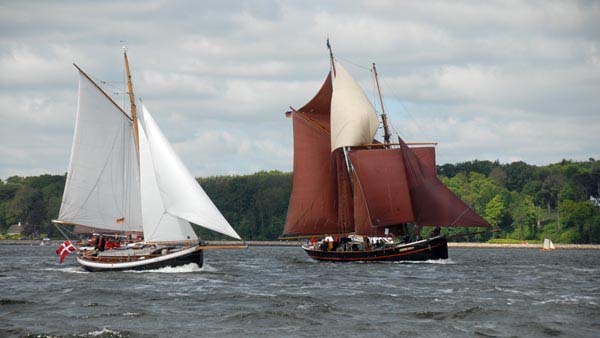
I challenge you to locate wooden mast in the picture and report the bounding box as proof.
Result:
[372,62,391,145]
[124,50,140,155]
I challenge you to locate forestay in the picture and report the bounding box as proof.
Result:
[330,61,379,151]
[138,105,241,240]
[57,71,142,232]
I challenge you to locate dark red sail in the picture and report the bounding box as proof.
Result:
[334,149,354,234]
[399,138,490,227]
[349,149,414,237]
[282,73,346,237]
[411,146,436,176]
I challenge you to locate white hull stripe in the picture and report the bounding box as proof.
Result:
[77,245,200,269]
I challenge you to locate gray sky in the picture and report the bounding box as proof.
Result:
[1,0,599,179]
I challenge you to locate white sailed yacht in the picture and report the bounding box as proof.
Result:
[542,238,556,251]
[53,51,244,272]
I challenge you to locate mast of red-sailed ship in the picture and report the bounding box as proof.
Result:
[372,63,392,146]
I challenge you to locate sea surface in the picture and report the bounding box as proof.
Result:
[0,245,598,338]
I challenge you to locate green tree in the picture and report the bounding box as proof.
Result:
[7,185,46,236]
[485,195,507,227]
[509,193,537,240]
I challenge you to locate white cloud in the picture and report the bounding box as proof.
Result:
[0,0,599,179]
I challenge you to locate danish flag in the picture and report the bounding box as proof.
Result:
[55,240,76,263]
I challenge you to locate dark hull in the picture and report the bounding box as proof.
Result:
[78,248,203,272]
[304,236,448,262]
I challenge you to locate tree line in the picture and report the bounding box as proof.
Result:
[1,159,599,243]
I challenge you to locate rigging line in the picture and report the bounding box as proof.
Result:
[335,55,371,71]
[380,76,430,140]
[88,74,125,94]
[53,223,85,249]
[53,222,72,242]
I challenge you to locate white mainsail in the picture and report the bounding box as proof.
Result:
[330,61,380,151]
[138,120,197,242]
[57,71,142,232]
[543,238,556,250]
[138,104,242,240]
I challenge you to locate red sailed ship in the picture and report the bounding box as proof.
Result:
[280,42,490,262]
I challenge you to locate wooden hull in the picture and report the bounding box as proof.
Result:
[77,245,204,272]
[303,236,448,262]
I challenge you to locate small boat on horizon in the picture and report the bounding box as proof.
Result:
[280,41,491,262]
[53,50,244,272]
[542,238,556,251]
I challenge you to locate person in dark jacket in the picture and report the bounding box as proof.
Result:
[96,235,105,252]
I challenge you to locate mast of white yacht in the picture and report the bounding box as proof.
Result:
[124,49,140,156]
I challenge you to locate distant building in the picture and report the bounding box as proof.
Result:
[591,196,600,207]
[6,222,23,236]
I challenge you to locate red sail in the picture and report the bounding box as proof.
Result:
[399,138,490,227]
[411,147,436,176]
[335,149,354,234]
[282,73,344,237]
[349,149,415,236]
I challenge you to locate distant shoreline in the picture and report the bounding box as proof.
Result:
[2,239,599,250]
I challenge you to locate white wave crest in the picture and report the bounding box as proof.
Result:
[87,328,123,336]
[127,262,214,273]
[396,259,455,265]
[44,266,89,274]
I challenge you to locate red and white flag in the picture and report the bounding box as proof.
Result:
[55,240,76,263]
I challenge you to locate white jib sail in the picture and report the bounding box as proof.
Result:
[330,61,380,151]
[138,104,242,240]
[138,119,197,243]
[57,71,142,232]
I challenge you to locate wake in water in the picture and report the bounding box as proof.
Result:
[396,258,456,265]
[44,266,89,274]
[125,262,216,274]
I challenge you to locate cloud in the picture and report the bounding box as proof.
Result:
[0,0,599,180]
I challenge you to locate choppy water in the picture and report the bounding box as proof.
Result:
[0,245,599,337]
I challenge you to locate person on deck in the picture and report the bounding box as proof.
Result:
[430,226,441,238]
[414,226,422,241]
[104,238,114,251]
[96,235,105,252]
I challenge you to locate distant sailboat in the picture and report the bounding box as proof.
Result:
[280,41,491,262]
[542,238,556,251]
[53,51,244,272]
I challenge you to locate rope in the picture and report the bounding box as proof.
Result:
[380,76,431,141]
[335,56,371,71]
[52,223,85,250]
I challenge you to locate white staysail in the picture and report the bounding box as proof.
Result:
[138,105,242,240]
[138,120,197,243]
[543,238,556,250]
[330,61,380,151]
[57,71,142,232]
